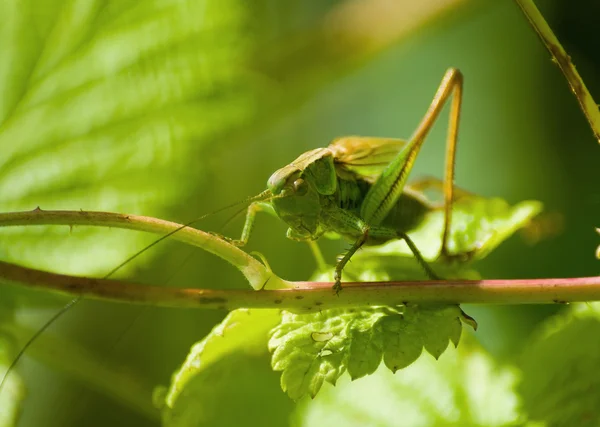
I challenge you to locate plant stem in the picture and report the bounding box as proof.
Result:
[1,259,599,309]
[1,209,598,309]
[0,209,290,290]
[514,0,600,144]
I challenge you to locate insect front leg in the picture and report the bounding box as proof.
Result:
[218,201,272,247]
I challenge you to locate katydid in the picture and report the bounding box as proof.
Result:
[230,67,463,292]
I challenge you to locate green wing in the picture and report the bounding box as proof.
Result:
[328,136,408,181]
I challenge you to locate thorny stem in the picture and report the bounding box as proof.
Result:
[0,209,598,310]
[515,0,600,144]
[1,259,599,308]
[0,260,599,308]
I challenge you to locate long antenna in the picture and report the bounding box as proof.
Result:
[0,189,272,392]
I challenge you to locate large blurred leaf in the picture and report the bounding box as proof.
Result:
[0,0,262,276]
[519,303,600,427]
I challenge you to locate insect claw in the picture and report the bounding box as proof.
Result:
[332,281,342,295]
[437,248,475,265]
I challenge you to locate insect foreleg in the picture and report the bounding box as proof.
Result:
[222,201,273,247]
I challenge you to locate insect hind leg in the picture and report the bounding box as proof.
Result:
[436,68,463,260]
[404,68,465,261]
[327,203,442,292]
[397,231,441,280]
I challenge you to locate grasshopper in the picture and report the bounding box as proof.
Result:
[228,68,463,292]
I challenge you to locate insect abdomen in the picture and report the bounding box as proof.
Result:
[381,191,430,233]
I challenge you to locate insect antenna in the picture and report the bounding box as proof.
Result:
[0,189,272,392]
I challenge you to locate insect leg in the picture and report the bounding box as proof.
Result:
[396,231,441,280]
[333,228,369,294]
[334,224,440,293]
[401,68,464,258]
[359,68,463,231]
[225,201,273,246]
[326,207,438,292]
[438,69,463,259]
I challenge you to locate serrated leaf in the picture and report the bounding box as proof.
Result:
[519,303,600,427]
[270,304,473,400]
[162,309,288,426]
[417,305,463,357]
[346,321,383,379]
[292,339,525,427]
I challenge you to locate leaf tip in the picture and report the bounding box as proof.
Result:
[459,308,478,331]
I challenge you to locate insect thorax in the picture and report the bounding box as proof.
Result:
[325,176,431,243]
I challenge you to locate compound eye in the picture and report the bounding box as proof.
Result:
[293,178,308,196]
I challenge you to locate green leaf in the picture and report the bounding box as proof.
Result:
[519,303,600,427]
[0,0,259,277]
[269,304,473,400]
[292,338,526,427]
[162,309,291,426]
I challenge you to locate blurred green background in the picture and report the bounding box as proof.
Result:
[0,0,598,426]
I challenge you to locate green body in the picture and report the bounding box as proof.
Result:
[267,146,430,245]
